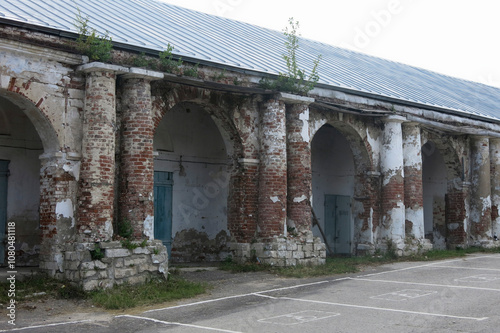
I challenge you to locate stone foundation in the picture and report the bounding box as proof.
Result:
[58,240,168,291]
[230,232,326,266]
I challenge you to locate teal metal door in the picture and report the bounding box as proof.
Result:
[154,171,173,256]
[325,194,351,255]
[0,160,9,265]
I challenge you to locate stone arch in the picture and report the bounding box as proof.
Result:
[0,89,60,153]
[422,132,465,248]
[0,89,61,266]
[152,84,244,262]
[311,119,375,255]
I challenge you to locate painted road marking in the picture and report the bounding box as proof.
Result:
[145,280,331,313]
[258,310,340,326]
[455,274,500,283]
[352,277,500,292]
[371,289,437,301]
[432,265,500,272]
[117,315,243,333]
[359,254,500,278]
[0,320,92,332]
[278,297,488,321]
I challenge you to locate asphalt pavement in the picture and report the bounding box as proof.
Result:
[2,253,500,332]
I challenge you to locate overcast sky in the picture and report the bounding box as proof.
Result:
[158,0,500,88]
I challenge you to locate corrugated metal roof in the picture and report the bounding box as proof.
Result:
[1,0,499,122]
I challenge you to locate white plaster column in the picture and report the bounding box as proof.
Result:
[402,122,424,240]
[490,138,500,242]
[380,115,406,251]
[470,136,492,244]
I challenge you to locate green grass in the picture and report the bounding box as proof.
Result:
[220,246,500,278]
[0,273,205,310]
[0,274,86,305]
[90,276,206,310]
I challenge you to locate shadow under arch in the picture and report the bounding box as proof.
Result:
[311,120,375,255]
[152,90,244,262]
[422,133,465,249]
[0,90,60,154]
[0,89,61,266]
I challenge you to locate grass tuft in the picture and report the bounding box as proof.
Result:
[220,246,500,278]
[89,276,206,310]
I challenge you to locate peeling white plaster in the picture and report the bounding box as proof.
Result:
[56,199,74,227]
[143,215,154,240]
[299,109,309,142]
[104,219,113,239]
[481,195,492,214]
[270,196,280,203]
[293,195,307,203]
[55,253,64,272]
[448,223,460,230]
[403,133,422,169]
[405,207,424,239]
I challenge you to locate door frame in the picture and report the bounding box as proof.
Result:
[324,194,352,255]
[154,171,173,256]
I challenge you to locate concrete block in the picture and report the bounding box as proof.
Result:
[115,258,124,268]
[114,267,136,279]
[80,261,95,270]
[63,261,80,270]
[99,241,122,249]
[94,260,107,270]
[82,269,96,278]
[105,248,131,258]
[292,251,305,259]
[152,253,167,264]
[133,247,150,255]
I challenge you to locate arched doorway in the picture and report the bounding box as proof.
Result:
[0,95,43,266]
[153,102,233,262]
[422,141,448,249]
[311,122,372,255]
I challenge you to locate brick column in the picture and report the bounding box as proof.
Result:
[402,122,424,240]
[470,136,492,244]
[228,101,260,243]
[119,69,163,239]
[77,63,127,242]
[285,94,314,234]
[380,116,406,251]
[490,138,500,242]
[39,152,80,276]
[258,96,287,239]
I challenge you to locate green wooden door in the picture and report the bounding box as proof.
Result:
[154,171,173,257]
[0,160,9,265]
[324,194,351,255]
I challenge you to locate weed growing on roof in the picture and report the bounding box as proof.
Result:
[159,43,183,74]
[183,63,200,78]
[74,7,113,62]
[259,18,321,95]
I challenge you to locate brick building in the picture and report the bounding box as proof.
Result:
[0,0,499,289]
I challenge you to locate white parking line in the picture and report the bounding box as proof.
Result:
[432,265,500,272]
[145,280,331,313]
[278,297,488,321]
[117,315,243,332]
[352,277,500,292]
[359,254,500,278]
[0,320,92,332]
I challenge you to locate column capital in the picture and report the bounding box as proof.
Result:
[121,67,164,81]
[77,62,129,74]
[278,92,315,105]
[383,115,407,123]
